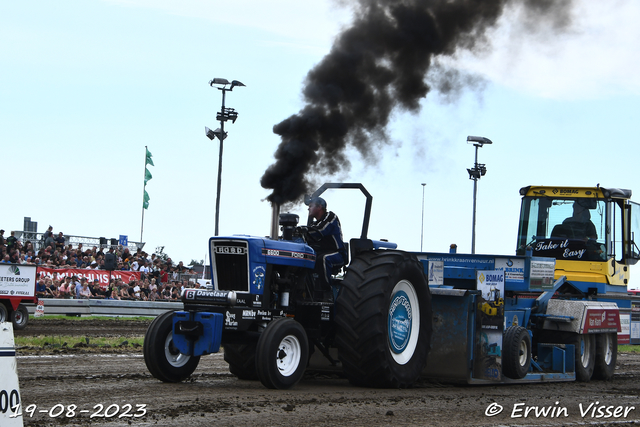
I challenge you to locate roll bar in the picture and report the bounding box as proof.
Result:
[305,183,372,239]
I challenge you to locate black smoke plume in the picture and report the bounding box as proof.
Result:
[261,0,573,205]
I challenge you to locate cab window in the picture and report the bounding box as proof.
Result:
[517,197,606,261]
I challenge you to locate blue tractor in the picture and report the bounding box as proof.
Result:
[144,183,433,389]
[145,183,636,388]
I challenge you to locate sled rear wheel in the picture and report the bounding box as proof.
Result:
[569,333,595,382]
[593,333,617,380]
[502,326,531,379]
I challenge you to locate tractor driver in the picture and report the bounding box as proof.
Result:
[562,200,597,240]
[302,197,347,301]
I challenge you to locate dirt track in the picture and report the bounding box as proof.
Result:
[13,319,640,426]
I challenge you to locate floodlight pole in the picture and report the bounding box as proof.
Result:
[421,183,426,252]
[467,136,492,254]
[471,144,480,254]
[214,89,227,237]
[206,78,245,236]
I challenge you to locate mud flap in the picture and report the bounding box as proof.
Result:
[422,288,476,382]
[172,311,224,356]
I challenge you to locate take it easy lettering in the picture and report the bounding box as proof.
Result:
[534,240,569,251]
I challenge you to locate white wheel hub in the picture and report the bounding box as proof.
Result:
[164,331,190,368]
[518,339,528,367]
[276,334,301,377]
[579,335,592,366]
[603,334,614,365]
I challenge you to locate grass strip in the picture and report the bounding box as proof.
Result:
[15,335,145,349]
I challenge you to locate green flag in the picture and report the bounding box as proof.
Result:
[146,148,154,166]
[143,190,150,209]
[143,148,153,210]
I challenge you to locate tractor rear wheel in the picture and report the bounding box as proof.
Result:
[144,311,200,382]
[593,333,617,380]
[224,343,258,380]
[335,250,432,388]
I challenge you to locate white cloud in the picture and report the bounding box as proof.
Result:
[451,0,640,99]
[101,0,640,100]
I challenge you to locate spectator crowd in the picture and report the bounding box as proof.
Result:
[0,226,204,302]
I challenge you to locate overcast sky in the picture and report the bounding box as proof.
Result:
[1,1,639,276]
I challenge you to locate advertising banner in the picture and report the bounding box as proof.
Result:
[428,261,443,286]
[494,257,525,284]
[618,312,630,345]
[0,263,37,298]
[474,270,505,381]
[36,267,141,288]
[530,259,556,289]
[631,301,640,345]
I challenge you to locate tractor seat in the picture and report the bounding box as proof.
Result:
[551,224,571,238]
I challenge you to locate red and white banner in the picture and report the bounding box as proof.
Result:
[581,308,622,334]
[36,267,141,288]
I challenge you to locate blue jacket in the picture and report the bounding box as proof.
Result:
[307,211,347,262]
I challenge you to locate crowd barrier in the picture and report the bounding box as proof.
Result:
[24,299,183,317]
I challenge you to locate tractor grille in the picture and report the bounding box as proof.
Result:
[211,240,249,292]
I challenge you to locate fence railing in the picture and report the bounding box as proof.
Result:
[24,299,183,317]
[13,230,145,253]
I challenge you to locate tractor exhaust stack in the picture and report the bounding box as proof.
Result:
[270,202,280,239]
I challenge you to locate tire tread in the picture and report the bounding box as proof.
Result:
[335,250,432,388]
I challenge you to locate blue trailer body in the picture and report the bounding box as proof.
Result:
[424,288,576,383]
[414,249,623,384]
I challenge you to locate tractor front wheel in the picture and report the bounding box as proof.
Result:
[255,318,309,389]
[144,311,200,382]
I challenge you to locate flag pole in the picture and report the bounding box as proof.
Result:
[141,146,147,243]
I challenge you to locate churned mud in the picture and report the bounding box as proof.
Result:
[13,319,640,426]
